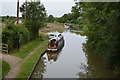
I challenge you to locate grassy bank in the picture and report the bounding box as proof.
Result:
[17,43,47,78]
[2,61,10,78]
[11,38,46,59]
[44,22,65,29]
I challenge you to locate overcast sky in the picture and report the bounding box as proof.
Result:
[0,0,75,17]
[1,0,119,17]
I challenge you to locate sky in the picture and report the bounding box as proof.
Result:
[1,0,119,17]
[0,0,75,17]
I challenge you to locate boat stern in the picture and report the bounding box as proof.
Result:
[47,48,58,52]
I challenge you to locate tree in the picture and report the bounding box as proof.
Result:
[57,2,81,24]
[47,15,54,22]
[20,2,46,39]
[71,3,81,23]
[2,16,16,24]
[75,2,120,75]
[56,13,72,23]
[2,24,29,50]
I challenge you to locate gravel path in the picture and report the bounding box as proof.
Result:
[0,53,21,78]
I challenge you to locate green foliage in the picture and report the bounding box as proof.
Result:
[71,3,81,23]
[2,24,29,51]
[71,23,82,30]
[2,61,10,78]
[47,15,54,22]
[73,2,120,74]
[57,13,73,23]
[12,39,44,59]
[2,15,16,24]
[20,2,46,39]
[57,2,81,24]
[2,2,47,53]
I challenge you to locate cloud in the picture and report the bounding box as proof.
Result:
[43,2,75,17]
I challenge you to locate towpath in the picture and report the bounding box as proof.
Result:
[0,40,47,78]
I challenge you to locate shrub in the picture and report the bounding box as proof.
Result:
[2,24,29,51]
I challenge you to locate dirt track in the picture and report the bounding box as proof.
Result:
[40,28,65,31]
[1,53,21,78]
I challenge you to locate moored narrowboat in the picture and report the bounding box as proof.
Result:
[47,33,64,52]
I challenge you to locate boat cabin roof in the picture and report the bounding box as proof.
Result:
[48,33,63,42]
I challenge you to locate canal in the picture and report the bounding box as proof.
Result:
[31,30,115,78]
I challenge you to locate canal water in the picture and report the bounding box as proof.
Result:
[31,30,116,78]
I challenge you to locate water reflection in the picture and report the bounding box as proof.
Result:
[70,30,85,36]
[76,63,88,78]
[77,43,116,78]
[31,57,46,78]
[47,52,61,62]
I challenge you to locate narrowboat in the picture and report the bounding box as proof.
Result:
[47,33,64,52]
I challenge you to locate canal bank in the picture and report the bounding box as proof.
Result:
[31,30,116,78]
[28,50,46,79]
[17,41,48,78]
[1,39,48,79]
[1,22,65,79]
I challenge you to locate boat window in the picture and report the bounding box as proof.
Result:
[49,34,55,36]
[49,34,56,38]
[58,34,62,37]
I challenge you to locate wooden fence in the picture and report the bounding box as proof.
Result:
[2,44,8,54]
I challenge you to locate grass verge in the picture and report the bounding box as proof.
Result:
[11,39,45,59]
[2,60,10,78]
[17,43,47,78]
